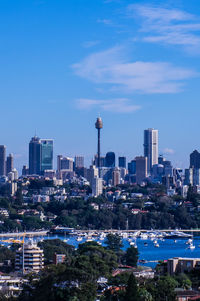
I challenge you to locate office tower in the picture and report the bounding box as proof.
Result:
[0,145,6,176]
[112,168,120,186]
[40,139,53,174]
[190,150,200,169]
[193,169,200,186]
[22,165,29,176]
[87,165,99,185]
[184,168,193,185]
[144,128,158,174]
[118,156,126,168]
[135,156,147,184]
[92,176,103,197]
[94,155,105,168]
[105,152,115,168]
[29,136,41,175]
[128,160,136,175]
[6,153,14,175]
[74,156,84,168]
[57,156,73,171]
[95,117,103,169]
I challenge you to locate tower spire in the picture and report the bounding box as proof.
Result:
[95,117,103,175]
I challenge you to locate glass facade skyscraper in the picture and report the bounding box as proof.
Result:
[40,139,53,174]
[29,137,53,175]
[29,136,41,175]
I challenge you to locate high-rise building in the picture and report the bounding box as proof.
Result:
[22,165,29,176]
[105,152,115,168]
[118,156,126,168]
[29,137,53,175]
[190,150,200,169]
[0,145,6,176]
[112,168,120,186]
[74,156,84,168]
[29,136,41,175]
[57,156,73,171]
[128,160,136,175]
[92,176,103,197]
[144,128,158,174]
[135,156,147,184]
[40,139,53,174]
[6,153,14,175]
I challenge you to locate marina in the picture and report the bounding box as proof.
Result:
[0,229,200,268]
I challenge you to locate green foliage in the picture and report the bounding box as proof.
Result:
[105,234,123,252]
[38,239,75,263]
[125,274,139,301]
[125,246,139,267]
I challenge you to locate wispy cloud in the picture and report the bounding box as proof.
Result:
[72,46,196,94]
[163,148,175,155]
[128,4,200,53]
[76,98,140,113]
[82,41,100,48]
[97,19,114,26]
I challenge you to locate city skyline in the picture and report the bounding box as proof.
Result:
[1,0,200,170]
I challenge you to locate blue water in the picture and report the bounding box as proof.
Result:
[2,234,200,268]
[42,235,200,268]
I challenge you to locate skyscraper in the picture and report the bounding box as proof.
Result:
[74,156,84,168]
[29,137,53,175]
[40,139,53,174]
[95,117,103,170]
[57,155,73,171]
[105,152,115,168]
[144,128,158,174]
[190,150,200,169]
[135,156,147,184]
[6,153,14,175]
[118,156,126,168]
[29,136,41,175]
[0,145,6,176]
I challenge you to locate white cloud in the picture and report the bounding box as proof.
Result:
[128,4,200,52]
[82,41,100,48]
[97,19,113,26]
[163,148,175,154]
[72,46,196,94]
[76,98,140,113]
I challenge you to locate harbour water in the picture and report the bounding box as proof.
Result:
[44,234,200,268]
[1,231,200,268]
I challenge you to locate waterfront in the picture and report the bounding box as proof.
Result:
[42,234,200,268]
[1,230,200,268]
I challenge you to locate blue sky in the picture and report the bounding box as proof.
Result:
[1,0,200,170]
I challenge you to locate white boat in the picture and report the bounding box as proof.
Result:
[188,243,195,250]
[186,239,193,245]
[154,243,159,248]
[140,233,148,240]
[77,237,82,242]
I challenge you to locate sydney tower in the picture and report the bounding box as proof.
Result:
[95,117,103,170]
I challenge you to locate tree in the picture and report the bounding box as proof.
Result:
[38,239,74,264]
[125,246,139,267]
[105,234,123,252]
[125,274,139,301]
